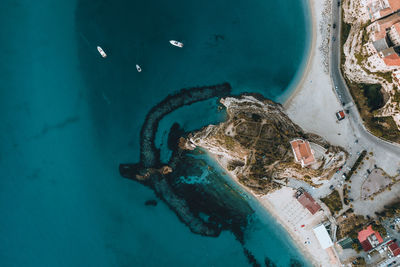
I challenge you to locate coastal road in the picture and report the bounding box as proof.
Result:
[329,0,400,160]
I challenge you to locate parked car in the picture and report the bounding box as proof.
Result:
[336,110,345,121]
[333,23,336,28]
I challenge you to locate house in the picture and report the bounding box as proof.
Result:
[388,22,400,45]
[357,225,384,251]
[370,12,400,66]
[296,190,321,215]
[366,0,400,21]
[290,139,316,167]
[388,240,400,256]
[382,47,400,66]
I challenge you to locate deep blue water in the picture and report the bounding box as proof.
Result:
[0,0,311,266]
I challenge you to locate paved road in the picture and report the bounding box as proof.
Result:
[329,0,400,158]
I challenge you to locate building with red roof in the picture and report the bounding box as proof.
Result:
[369,12,400,66]
[388,22,400,46]
[357,225,384,252]
[383,50,400,66]
[296,190,321,215]
[367,0,400,21]
[388,240,400,256]
[290,139,316,168]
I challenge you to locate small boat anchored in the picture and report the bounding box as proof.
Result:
[169,40,184,48]
[136,64,142,72]
[97,46,107,58]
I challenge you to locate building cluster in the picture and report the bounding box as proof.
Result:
[356,225,400,263]
[365,0,400,67]
[366,0,400,22]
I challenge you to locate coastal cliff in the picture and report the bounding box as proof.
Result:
[186,95,347,195]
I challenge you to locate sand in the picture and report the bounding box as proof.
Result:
[224,0,344,265]
[209,152,340,266]
[199,0,348,265]
[284,0,355,151]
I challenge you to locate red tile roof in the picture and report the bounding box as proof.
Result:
[374,12,400,40]
[380,7,394,17]
[389,241,400,256]
[383,52,400,66]
[290,140,315,166]
[297,191,321,215]
[389,0,400,11]
[394,22,400,35]
[361,239,373,252]
[358,225,384,251]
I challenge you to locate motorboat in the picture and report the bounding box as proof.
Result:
[169,40,183,48]
[136,64,142,72]
[97,46,107,58]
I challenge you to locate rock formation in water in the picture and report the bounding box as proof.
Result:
[120,83,246,238]
[139,82,232,168]
[186,95,347,195]
[144,200,158,206]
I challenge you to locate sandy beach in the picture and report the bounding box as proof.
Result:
[209,152,339,266]
[206,0,346,265]
[282,0,317,106]
[284,0,355,151]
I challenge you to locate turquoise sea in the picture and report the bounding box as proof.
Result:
[0,0,311,266]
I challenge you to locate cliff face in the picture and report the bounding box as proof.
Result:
[187,95,347,195]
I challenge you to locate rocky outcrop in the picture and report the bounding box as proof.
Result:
[186,95,347,195]
[120,83,255,239]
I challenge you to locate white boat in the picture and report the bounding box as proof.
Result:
[169,40,184,48]
[97,46,107,58]
[136,64,142,72]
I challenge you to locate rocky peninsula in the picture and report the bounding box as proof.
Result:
[185,95,347,195]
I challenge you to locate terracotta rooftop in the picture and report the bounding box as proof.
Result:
[373,12,400,40]
[383,51,400,66]
[368,0,400,21]
[393,21,400,35]
[296,191,321,215]
[380,7,394,17]
[388,241,400,256]
[358,225,384,251]
[290,139,315,167]
[389,0,400,12]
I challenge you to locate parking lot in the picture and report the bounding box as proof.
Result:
[361,169,398,199]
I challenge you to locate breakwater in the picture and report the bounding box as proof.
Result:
[119,83,235,237]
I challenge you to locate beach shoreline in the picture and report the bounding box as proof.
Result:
[282,0,317,108]
[206,152,324,267]
[200,0,341,264]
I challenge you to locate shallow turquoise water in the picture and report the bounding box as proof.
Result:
[0,0,311,266]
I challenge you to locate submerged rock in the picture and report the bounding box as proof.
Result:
[144,200,158,206]
[119,83,235,238]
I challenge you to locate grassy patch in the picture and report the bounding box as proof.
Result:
[345,150,366,181]
[375,200,400,220]
[337,214,369,240]
[321,190,342,214]
[361,84,384,111]
[375,71,393,83]
[393,88,400,102]
[345,78,400,143]
[340,7,352,67]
